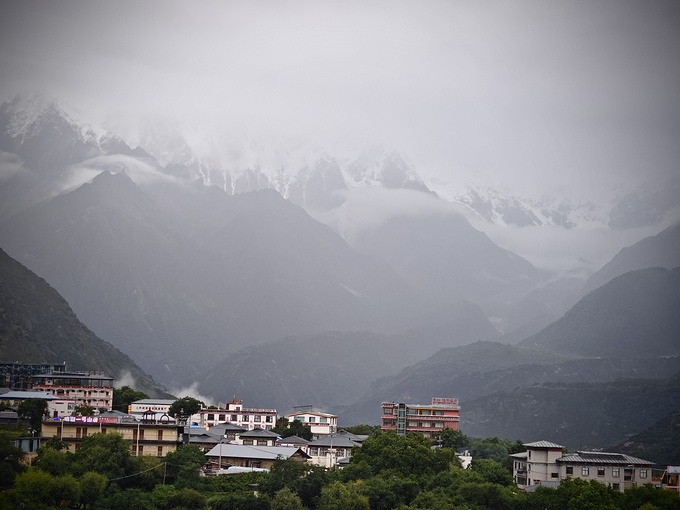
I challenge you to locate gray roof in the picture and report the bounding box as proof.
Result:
[277,435,310,445]
[557,451,654,466]
[308,433,362,448]
[131,399,175,405]
[510,452,528,459]
[0,390,59,400]
[238,427,279,438]
[524,481,560,492]
[524,440,565,449]
[205,444,309,460]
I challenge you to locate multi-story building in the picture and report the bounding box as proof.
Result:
[31,371,114,411]
[511,440,655,492]
[193,398,277,430]
[42,414,179,457]
[305,430,366,468]
[287,411,338,436]
[0,362,67,390]
[0,390,75,419]
[129,398,176,415]
[381,397,460,439]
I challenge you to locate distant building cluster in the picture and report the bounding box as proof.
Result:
[4,360,678,495]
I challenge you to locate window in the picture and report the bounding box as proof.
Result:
[407,408,417,415]
[266,416,273,423]
[435,422,444,428]
[219,414,225,421]
[320,417,328,423]
[551,473,559,478]
[101,428,106,435]
[309,447,319,456]
[566,466,573,475]
[158,430,163,441]
[309,417,316,423]
[242,415,249,421]
[582,467,590,476]
[384,408,393,415]
[528,451,531,459]
[612,468,620,477]
[254,415,261,422]
[76,427,81,438]
[612,483,620,491]
[640,469,648,479]
[157,446,163,456]
[207,413,215,421]
[407,421,418,427]
[597,467,605,476]
[231,415,237,421]
[243,439,253,445]
[257,439,268,445]
[420,421,430,428]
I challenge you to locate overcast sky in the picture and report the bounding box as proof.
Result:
[1,0,679,199]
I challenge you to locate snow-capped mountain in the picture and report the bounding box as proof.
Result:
[2,94,677,235]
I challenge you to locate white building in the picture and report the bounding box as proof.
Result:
[129,398,175,415]
[193,398,277,430]
[287,411,337,436]
[512,440,655,492]
[30,372,114,411]
[0,390,75,419]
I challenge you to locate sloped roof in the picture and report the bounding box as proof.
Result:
[239,427,279,438]
[557,451,654,466]
[0,390,59,400]
[277,435,310,445]
[308,433,362,448]
[205,444,309,460]
[524,440,564,449]
[131,399,175,405]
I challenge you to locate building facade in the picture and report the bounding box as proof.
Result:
[129,398,175,415]
[31,372,114,411]
[381,397,460,439]
[42,415,179,457]
[287,411,338,436]
[511,440,655,492]
[193,398,277,430]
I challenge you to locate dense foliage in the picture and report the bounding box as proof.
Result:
[2,428,677,509]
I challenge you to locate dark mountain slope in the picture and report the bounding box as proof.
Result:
[614,409,680,465]
[520,267,680,358]
[461,374,680,452]
[198,304,500,412]
[582,222,680,295]
[0,247,169,398]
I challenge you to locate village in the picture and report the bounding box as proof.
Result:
[2,360,679,500]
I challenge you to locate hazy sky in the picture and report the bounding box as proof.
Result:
[1,0,679,199]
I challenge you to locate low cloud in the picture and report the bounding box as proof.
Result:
[169,381,215,407]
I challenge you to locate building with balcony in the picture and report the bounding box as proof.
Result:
[286,411,338,436]
[195,398,277,430]
[41,413,179,457]
[511,440,655,492]
[30,372,114,411]
[381,397,460,440]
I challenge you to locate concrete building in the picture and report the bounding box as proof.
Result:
[381,397,460,439]
[305,430,366,468]
[511,440,655,492]
[129,398,175,415]
[200,398,277,430]
[0,390,75,419]
[42,414,179,457]
[287,411,338,436]
[31,371,114,411]
[205,444,310,471]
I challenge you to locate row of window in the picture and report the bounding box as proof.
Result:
[383,408,448,416]
[564,466,647,478]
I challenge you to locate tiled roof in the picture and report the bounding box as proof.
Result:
[524,440,565,449]
[205,444,308,460]
[277,435,310,445]
[238,427,279,438]
[557,451,654,466]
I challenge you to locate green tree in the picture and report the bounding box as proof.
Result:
[469,458,514,486]
[169,487,207,509]
[169,396,204,422]
[435,428,469,450]
[614,483,680,510]
[555,478,617,510]
[14,469,55,507]
[0,431,25,489]
[72,432,132,478]
[350,430,452,477]
[17,398,47,433]
[80,471,109,508]
[74,404,96,416]
[35,445,70,476]
[112,386,149,413]
[318,480,369,510]
[271,487,304,510]
[164,444,206,488]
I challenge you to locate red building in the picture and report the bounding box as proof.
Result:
[381,397,460,439]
